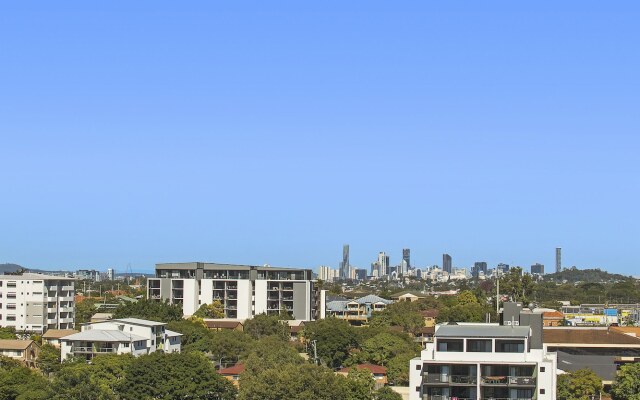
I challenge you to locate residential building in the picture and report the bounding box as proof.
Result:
[0,273,75,333]
[218,363,245,387]
[106,268,115,281]
[377,252,390,277]
[324,294,393,325]
[147,262,316,320]
[318,266,339,282]
[75,269,101,281]
[409,303,557,400]
[42,329,79,348]
[354,268,367,281]
[59,318,181,361]
[0,339,40,367]
[531,263,544,276]
[204,320,244,331]
[391,291,427,302]
[555,248,562,273]
[340,244,350,280]
[442,254,452,274]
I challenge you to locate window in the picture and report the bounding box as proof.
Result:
[7,282,16,288]
[7,315,16,321]
[495,339,525,353]
[123,343,130,348]
[7,304,16,310]
[7,293,16,299]
[437,339,464,352]
[416,364,422,370]
[467,339,492,352]
[540,389,545,394]
[540,367,545,373]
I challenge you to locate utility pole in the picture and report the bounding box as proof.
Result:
[496,268,500,314]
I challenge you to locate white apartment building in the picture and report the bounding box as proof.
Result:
[318,266,340,282]
[148,262,316,320]
[0,273,75,333]
[60,317,181,361]
[409,323,557,400]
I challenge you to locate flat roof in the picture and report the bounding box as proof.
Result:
[0,273,75,281]
[155,262,310,272]
[436,324,531,338]
[61,330,147,342]
[544,328,640,346]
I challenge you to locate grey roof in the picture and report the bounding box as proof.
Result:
[557,350,616,381]
[61,330,147,342]
[326,301,349,312]
[165,330,182,337]
[0,273,75,281]
[109,318,166,327]
[352,295,393,305]
[156,262,310,272]
[436,324,531,338]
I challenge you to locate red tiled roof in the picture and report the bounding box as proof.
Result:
[218,363,245,375]
[339,363,387,375]
[543,311,564,319]
[418,326,436,334]
[420,309,439,318]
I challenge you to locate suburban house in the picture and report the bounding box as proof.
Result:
[0,339,40,367]
[541,310,565,327]
[420,310,439,328]
[59,318,181,361]
[324,294,393,325]
[42,329,79,348]
[391,291,428,303]
[409,303,557,400]
[337,363,387,389]
[204,319,244,331]
[218,363,245,387]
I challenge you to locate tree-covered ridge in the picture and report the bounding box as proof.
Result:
[546,267,635,284]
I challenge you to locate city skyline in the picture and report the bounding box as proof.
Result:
[1,2,639,275]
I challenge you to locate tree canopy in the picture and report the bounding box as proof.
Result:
[611,362,640,400]
[112,299,183,323]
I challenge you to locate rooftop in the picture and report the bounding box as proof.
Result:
[338,363,387,375]
[218,363,245,375]
[0,273,75,281]
[42,329,79,339]
[543,327,640,346]
[106,318,166,327]
[435,324,531,338]
[61,330,147,342]
[0,340,36,350]
[156,262,310,272]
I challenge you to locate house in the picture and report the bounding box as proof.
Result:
[204,320,244,331]
[543,326,640,387]
[285,320,306,341]
[218,363,245,387]
[420,309,439,328]
[42,329,79,348]
[59,318,181,361]
[90,313,113,323]
[415,326,435,345]
[541,310,565,327]
[0,339,40,367]
[325,294,393,325]
[337,363,387,389]
[409,303,557,400]
[391,291,427,303]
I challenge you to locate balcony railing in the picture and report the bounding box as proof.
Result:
[72,347,116,354]
[480,376,536,386]
[423,374,477,384]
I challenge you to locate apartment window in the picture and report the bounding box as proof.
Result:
[467,339,492,352]
[123,343,130,348]
[7,293,16,299]
[7,282,16,288]
[7,315,16,321]
[415,364,422,371]
[437,339,464,352]
[495,339,525,353]
[7,304,16,310]
[540,367,545,373]
[540,389,545,394]
[33,292,42,295]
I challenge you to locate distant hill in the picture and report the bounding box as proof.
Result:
[0,263,25,274]
[545,267,633,283]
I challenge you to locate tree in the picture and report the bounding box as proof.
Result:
[166,318,212,349]
[353,332,419,367]
[611,362,640,400]
[37,344,61,376]
[369,301,424,335]
[50,362,115,400]
[112,300,183,323]
[304,318,359,368]
[0,356,52,400]
[386,352,415,385]
[0,328,16,340]
[193,301,224,319]
[557,368,602,400]
[373,386,403,400]
[243,335,304,375]
[243,314,289,341]
[74,299,98,327]
[114,352,236,400]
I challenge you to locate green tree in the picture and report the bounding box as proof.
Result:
[243,335,304,375]
[0,356,52,400]
[37,344,61,376]
[0,327,16,340]
[192,301,224,319]
[112,299,183,323]
[115,352,236,400]
[166,318,212,349]
[557,368,602,400]
[243,314,289,341]
[345,367,374,400]
[304,318,359,368]
[353,332,419,367]
[369,301,424,335]
[50,362,115,400]
[373,386,403,400]
[386,352,415,385]
[457,290,479,305]
[611,362,640,400]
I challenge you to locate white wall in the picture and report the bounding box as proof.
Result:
[236,280,252,320]
[254,280,268,315]
[182,279,199,316]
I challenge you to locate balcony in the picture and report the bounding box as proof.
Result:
[59,296,74,302]
[47,318,58,324]
[60,317,74,323]
[72,346,116,354]
[61,285,74,291]
[423,374,477,385]
[60,306,74,313]
[480,376,536,386]
[46,296,58,302]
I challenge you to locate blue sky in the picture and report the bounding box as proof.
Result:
[1,2,638,275]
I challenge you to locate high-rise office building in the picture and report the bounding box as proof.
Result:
[555,247,562,273]
[340,244,350,279]
[402,248,411,272]
[106,268,115,281]
[531,263,545,276]
[443,254,452,274]
[472,262,488,278]
[497,263,510,273]
[377,252,390,276]
[318,266,339,282]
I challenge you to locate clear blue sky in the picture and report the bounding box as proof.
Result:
[1,1,638,275]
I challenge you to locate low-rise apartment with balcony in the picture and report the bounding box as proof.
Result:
[409,324,557,400]
[59,317,181,361]
[147,262,316,320]
[0,273,75,333]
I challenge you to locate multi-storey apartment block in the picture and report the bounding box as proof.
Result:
[409,304,557,400]
[0,273,75,333]
[59,317,181,361]
[147,262,316,320]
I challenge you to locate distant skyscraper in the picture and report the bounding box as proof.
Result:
[402,248,411,271]
[442,254,452,274]
[377,252,390,276]
[355,269,367,281]
[107,268,115,281]
[472,262,487,278]
[531,263,544,275]
[340,244,350,279]
[497,263,510,273]
[555,247,562,273]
